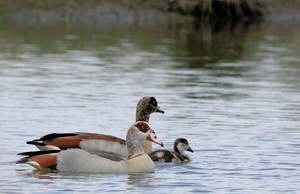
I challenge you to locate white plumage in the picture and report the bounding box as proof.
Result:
[79,140,127,156]
[54,121,163,173]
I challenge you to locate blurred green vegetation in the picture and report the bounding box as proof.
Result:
[0,0,266,25]
[1,0,300,24]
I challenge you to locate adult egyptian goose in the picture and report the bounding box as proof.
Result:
[26,97,164,155]
[148,138,193,163]
[18,121,164,173]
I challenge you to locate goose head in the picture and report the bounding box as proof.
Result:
[127,121,164,159]
[174,138,193,154]
[136,97,165,122]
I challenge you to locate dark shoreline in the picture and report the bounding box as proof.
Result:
[0,0,299,26]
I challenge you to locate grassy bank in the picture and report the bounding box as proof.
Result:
[0,0,299,26]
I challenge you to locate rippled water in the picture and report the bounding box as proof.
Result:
[1,20,300,193]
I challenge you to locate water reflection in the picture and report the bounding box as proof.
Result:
[127,174,158,190]
[1,20,300,73]
[167,21,260,68]
[16,169,54,179]
[0,21,259,70]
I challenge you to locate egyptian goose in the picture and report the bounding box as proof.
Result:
[26,97,164,155]
[18,121,164,173]
[148,138,193,163]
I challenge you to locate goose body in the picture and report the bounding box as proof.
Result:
[27,97,164,155]
[18,121,164,173]
[148,138,193,164]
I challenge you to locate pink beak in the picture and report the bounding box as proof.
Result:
[147,130,164,147]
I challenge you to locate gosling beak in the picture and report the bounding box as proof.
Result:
[188,146,194,153]
[147,130,164,147]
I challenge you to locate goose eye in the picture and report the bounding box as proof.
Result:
[151,131,157,139]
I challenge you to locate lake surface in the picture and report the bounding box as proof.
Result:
[1,19,300,193]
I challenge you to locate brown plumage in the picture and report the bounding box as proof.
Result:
[148,138,193,164]
[18,121,164,173]
[26,96,164,154]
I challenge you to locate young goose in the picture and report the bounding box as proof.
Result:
[26,97,164,155]
[148,138,193,164]
[18,121,164,173]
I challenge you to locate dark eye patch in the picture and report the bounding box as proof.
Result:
[149,97,157,106]
[180,138,188,144]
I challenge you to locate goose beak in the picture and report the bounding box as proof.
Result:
[156,106,165,114]
[147,130,164,147]
[188,146,194,153]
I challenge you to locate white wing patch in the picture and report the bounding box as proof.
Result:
[27,161,41,169]
[79,139,127,156]
[35,144,60,151]
[57,149,127,173]
[155,151,165,158]
[171,158,181,164]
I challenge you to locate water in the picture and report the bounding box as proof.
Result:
[1,20,300,193]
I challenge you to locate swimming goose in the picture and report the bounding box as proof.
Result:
[26,97,164,155]
[18,121,164,173]
[148,138,193,163]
